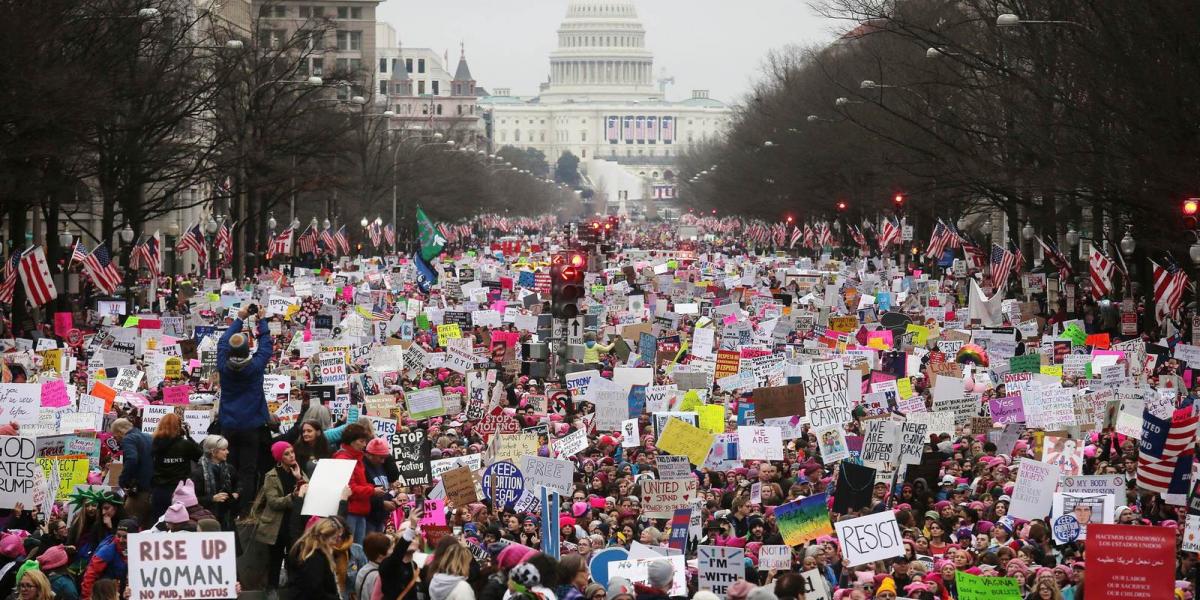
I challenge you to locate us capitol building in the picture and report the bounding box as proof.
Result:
[478,0,731,216]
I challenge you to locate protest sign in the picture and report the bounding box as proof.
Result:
[390,430,432,487]
[0,384,40,427]
[553,428,589,458]
[1009,459,1058,520]
[697,546,744,597]
[128,531,237,600]
[833,511,904,567]
[0,436,37,508]
[775,494,834,546]
[405,387,445,420]
[640,478,698,518]
[657,418,715,466]
[751,383,805,419]
[737,426,784,461]
[956,572,1021,600]
[443,465,480,506]
[655,455,691,480]
[758,545,791,571]
[1086,524,1174,600]
[301,459,357,516]
[482,461,524,509]
[798,361,850,428]
[520,456,575,496]
[800,569,832,600]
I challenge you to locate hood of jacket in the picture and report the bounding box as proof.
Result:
[226,354,253,371]
[429,573,467,600]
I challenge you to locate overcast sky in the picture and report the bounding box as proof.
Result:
[376,0,843,105]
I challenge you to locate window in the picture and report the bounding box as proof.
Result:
[257,29,286,49]
[431,80,439,95]
[299,6,324,18]
[405,58,413,73]
[418,80,425,94]
[379,58,387,73]
[515,129,521,142]
[457,105,463,115]
[380,81,388,94]
[436,104,442,115]
[581,130,587,142]
[418,59,426,73]
[259,5,285,18]
[336,31,362,51]
[540,132,545,142]
[301,30,324,51]
[470,105,475,115]
[500,131,507,142]
[582,148,587,158]
[337,6,362,19]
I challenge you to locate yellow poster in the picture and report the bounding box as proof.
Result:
[36,456,90,502]
[829,316,858,333]
[905,324,930,346]
[437,324,462,346]
[697,405,725,434]
[657,418,715,466]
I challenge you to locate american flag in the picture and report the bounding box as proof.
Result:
[132,234,162,279]
[1152,259,1190,324]
[849,225,867,250]
[216,221,233,265]
[82,245,122,295]
[18,246,58,306]
[803,224,815,249]
[320,227,337,255]
[1137,408,1198,496]
[962,242,987,270]
[297,226,318,255]
[177,223,207,266]
[1036,236,1072,280]
[944,220,964,249]
[1088,244,1115,300]
[267,227,293,259]
[879,218,900,250]
[335,225,350,255]
[990,243,1015,291]
[789,226,802,249]
[1010,241,1025,274]
[69,239,87,268]
[383,224,396,247]
[0,253,20,305]
[369,223,382,248]
[818,222,833,247]
[925,221,954,258]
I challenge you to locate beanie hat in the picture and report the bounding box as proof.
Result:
[0,536,22,559]
[271,441,293,463]
[877,577,897,595]
[117,519,140,533]
[607,577,635,599]
[36,545,68,571]
[510,563,541,588]
[228,333,250,358]
[647,559,674,589]
[365,437,390,456]
[726,580,757,600]
[172,479,199,507]
[165,502,190,525]
[13,560,38,589]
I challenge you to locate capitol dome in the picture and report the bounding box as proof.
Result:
[541,0,663,103]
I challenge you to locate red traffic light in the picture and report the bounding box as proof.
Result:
[836,201,848,211]
[893,194,905,205]
[590,221,600,230]
[1185,199,1200,216]
[560,266,577,280]
[569,253,585,269]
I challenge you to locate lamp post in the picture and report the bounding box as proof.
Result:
[167,222,180,276]
[205,217,220,278]
[118,223,135,303]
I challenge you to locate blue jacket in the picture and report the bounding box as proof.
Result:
[118,429,153,490]
[217,318,273,431]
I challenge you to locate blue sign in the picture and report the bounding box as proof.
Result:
[518,271,536,288]
[627,385,647,417]
[482,462,524,510]
[540,488,561,559]
[1053,515,1080,543]
[639,332,657,365]
[588,548,629,587]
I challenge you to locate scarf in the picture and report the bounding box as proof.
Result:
[200,457,232,498]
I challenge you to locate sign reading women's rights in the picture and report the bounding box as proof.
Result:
[797,361,850,428]
[0,436,37,508]
[129,531,237,600]
[833,511,904,567]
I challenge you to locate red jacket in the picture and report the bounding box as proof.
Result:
[333,444,374,515]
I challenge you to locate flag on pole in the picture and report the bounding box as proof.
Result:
[1088,244,1115,300]
[18,247,58,306]
[368,223,382,248]
[1036,236,1072,281]
[69,239,87,269]
[925,221,953,258]
[335,225,350,255]
[297,226,318,255]
[1137,408,1198,496]
[177,223,208,266]
[320,227,337,254]
[215,221,233,266]
[383,224,396,248]
[990,243,1015,291]
[0,253,20,305]
[1151,259,1190,324]
[962,242,987,270]
[82,245,122,295]
[267,227,294,259]
[417,207,446,261]
[879,218,900,250]
[1010,240,1025,275]
[413,251,438,293]
[789,226,802,249]
[132,234,162,279]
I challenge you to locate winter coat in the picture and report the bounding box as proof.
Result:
[286,549,340,600]
[118,430,154,490]
[217,318,273,431]
[333,445,375,516]
[428,574,475,600]
[251,467,303,546]
[151,435,202,487]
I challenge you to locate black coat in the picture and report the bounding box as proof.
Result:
[286,550,340,600]
[151,435,202,487]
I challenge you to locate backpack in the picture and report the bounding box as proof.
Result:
[354,563,379,600]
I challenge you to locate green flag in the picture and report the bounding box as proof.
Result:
[416,207,446,261]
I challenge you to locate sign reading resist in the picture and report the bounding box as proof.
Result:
[833,511,905,567]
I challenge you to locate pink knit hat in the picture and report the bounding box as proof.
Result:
[172,480,199,507]
[165,502,190,525]
[271,441,292,463]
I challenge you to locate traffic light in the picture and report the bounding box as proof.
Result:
[551,251,586,319]
[836,201,848,213]
[893,193,905,208]
[1185,199,1199,228]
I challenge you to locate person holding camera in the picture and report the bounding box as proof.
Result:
[150,412,202,519]
[217,303,274,510]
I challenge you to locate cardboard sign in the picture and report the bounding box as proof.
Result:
[0,436,37,508]
[657,418,715,466]
[128,531,237,600]
[1009,459,1059,520]
[1086,524,1175,600]
[751,383,805,420]
[640,478,698,518]
[737,426,784,461]
[697,545,745,597]
[443,465,480,506]
[833,511,904,567]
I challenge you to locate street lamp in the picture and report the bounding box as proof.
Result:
[1190,240,1200,264]
[1065,226,1079,247]
[137,7,161,20]
[1022,221,1035,240]
[763,140,775,148]
[835,97,864,107]
[224,39,244,50]
[58,230,74,248]
[119,223,135,244]
[322,218,331,230]
[307,76,324,86]
[1120,231,1136,256]
[361,217,369,228]
[996,13,1091,29]
[267,213,277,231]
